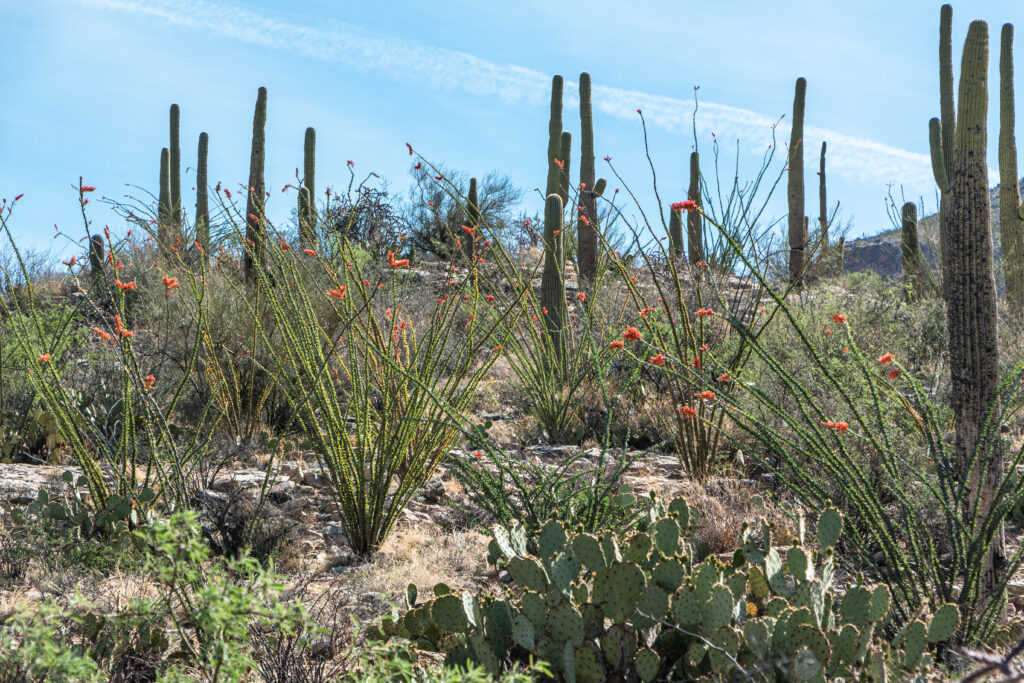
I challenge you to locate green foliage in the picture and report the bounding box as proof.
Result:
[387,503,957,680]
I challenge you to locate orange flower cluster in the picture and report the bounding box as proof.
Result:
[622,326,642,341]
[695,390,716,401]
[609,340,624,349]
[878,353,895,365]
[832,313,847,324]
[38,353,50,363]
[162,276,179,298]
[649,354,666,366]
[113,315,133,339]
[93,326,113,344]
[821,420,849,433]
[327,286,347,300]
[387,251,410,268]
[670,200,698,212]
[678,406,697,418]
[694,307,714,318]
[144,375,156,391]
[115,279,137,291]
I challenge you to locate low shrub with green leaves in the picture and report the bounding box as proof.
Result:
[383,501,959,681]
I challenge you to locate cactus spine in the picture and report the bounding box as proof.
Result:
[157,147,171,247]
[577,72,598,283]
[787,78,807,286]
[298,126,317,250]
[930,18,1003,601]
[687,152,702,264]
[464,177,480,264]
[819,141,828,253]
[542,76,567,364]
[1000,24,1024,315]
[195,132,209,263]
[169,104,182,236]
[244,87,268,283]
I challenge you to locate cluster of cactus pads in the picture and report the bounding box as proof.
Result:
[382,501,958,681]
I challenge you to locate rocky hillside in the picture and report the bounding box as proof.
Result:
[842,181,1019,279]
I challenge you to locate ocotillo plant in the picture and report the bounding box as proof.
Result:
[463,176,479,264]
[819,141,828,252]
[929,18,1002,608]
[687,151,702,264]
[88,234,104,291]
[298,126,316,249]
[900,202,934,300]
[157,147,171,246]
[787,77,807,285]
[244,87,267,283]
[577,72,598,282]
[169,103,182,236]
[1000,23,1024,315]
[195,132,209,262]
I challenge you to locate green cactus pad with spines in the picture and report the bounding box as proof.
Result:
[509,521,528,556]
[522,591,547,629]
[487,538,502,566]
[832,623,860,664]
[547,602,585,645]
[743,619,771,657]
[403,606,428,636]
[668,498,690,534]
[624,533,652,563]
[791,645,823,681]
[549,553,576,594]
[405,583,417,609]
[634,648,659,682]
[748,566,770,600]
[470,630,500,674]
[571,534,606,572]
[572,582,589,605]
[638,584,670,622]
[574,643,605,683]
[562,641,575,683]
[867,585,890,623]
[580,603,603,638]
[652,517,680,556]
[593,563,645,622]
[687,641,708,668]
[511,611,535,650]
[431,594,470,633]
[707,626,741,674]
[903,620,927,670]
[790,624,831,665]
[593,177,607,197]
[652,559,684,592]
[539,519,567,559]
[599,532,621,565]
[484,599,512,642]
[492,525,518,559]
[816,508,842,549]
[443,646,473,672]
[692,563,720,596]
[703,585,735,631]
[672,588,703,626]
[839,586,871,627]
[433,583,451,597]
[927,603,959,642]
[726,572,748,603]
[507,556,549,593]
[537,636,563,673]
[787,547,812,582]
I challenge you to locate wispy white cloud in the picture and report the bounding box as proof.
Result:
[74,0,943,191]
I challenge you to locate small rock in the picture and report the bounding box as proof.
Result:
[422,479,445,504]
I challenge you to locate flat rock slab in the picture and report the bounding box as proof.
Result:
[0,464,80,504]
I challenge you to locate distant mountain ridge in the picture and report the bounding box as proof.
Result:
[842,180,1022,279]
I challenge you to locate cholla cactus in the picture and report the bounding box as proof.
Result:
[243,87,267,283]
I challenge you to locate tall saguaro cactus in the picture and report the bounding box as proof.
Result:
[929,19,1002,602]
[937,4,956,297]
[298,127,317,249]
[195,132,210,263]
[687,152,702,264]
[169,104,183,236]
[545,75,564,199]
[819,141,829,253]
[787,77,808,285]
[558,131,572,206]
[900,202,935,300]
[244,87,268,283]
[669,206,683,259]
[89,234,105,291]
[1000,23,1024,315]
[157,147,171,246]
[542,193,567,363]
[577,72,599,283]
[463,177,480,264]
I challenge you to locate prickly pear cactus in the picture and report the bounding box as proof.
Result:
[388,501,958,681]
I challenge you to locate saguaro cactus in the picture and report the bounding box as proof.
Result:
[577,72,599,282]
[900,203,935,299]
[1000,23,1024,315]
[929,19,1002,600]
[195,132,210,263]
[463,177,480,264]
[244,87,268,283]
[787,78,808,285]
[937,4,956,297]
[157,147,171,246]
[819,141,829,253]
[298,126,317,249]
[558,131,572,206]
[687,152,702,264]
[169,104,182,236]
[669,206,683,259]
[541,193,567,363]
[89,234,105,291]
[545,75,564,199]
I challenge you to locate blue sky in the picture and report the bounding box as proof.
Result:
[1,0,1021,256]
